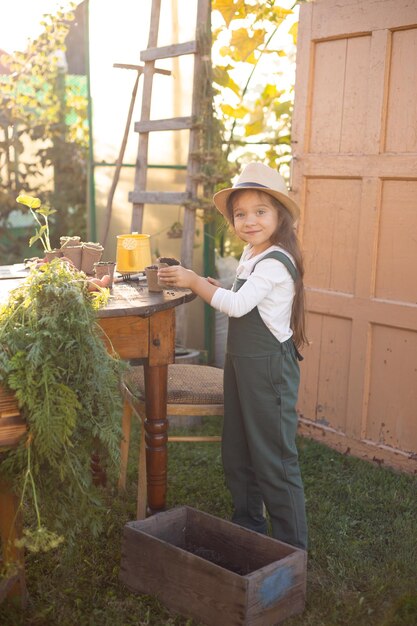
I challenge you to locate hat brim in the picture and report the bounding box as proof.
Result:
[213,185,300,221]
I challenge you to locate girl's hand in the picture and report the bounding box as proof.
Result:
[158,266,220,304]
[158,265,197,289]
[206,276,221,287]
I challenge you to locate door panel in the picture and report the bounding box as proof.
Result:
[292,0,417,472]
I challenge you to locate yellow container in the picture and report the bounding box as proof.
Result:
[116,234,152,273]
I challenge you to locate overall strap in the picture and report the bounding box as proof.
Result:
[252,251,298,281]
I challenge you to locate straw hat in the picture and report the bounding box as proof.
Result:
[213,162,300,220]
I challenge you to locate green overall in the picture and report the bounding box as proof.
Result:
[222,251,308,549]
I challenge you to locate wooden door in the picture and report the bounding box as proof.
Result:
[291,0,417,472]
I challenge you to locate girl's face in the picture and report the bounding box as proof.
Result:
[231,190,279,256]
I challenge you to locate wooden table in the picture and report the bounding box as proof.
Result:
[0,266,194,600]
[97,279,194,512]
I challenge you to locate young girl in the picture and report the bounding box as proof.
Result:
[158,162,308,550]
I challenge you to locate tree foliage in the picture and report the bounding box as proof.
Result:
[0,2,88,263]
[212,0,303,175]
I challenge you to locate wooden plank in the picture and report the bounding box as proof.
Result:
[113,62,171,76]
[298,418,417,475]
[181,0,211,271]
[0,415,27,448]
[246,554,307,626]
[148,309,175,367]
[168,435,221,442]
[140,40,197,62]
[366,325,417,451]
[339,35,371,153]
[131,0,162,232]
[291,1,312,161]
[385,29,417,152]
[134,116,195,133]
[293,154,417,177]
[310,0,417,39]
[303,178,362,293]
[363,29,391,153]
[305,290,417,332]
[98,315,149,360]
[129,190,190,205]
[309,38,347,153]
[167,404,223,416]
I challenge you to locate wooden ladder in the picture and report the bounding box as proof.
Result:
[128,0,211,270]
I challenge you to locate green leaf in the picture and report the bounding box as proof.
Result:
[29,234,41,247]
[16,194,41,209]
[36,206,57,217]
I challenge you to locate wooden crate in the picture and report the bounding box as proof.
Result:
[120,506,307,626]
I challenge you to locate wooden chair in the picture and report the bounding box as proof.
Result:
[119,364,224,519]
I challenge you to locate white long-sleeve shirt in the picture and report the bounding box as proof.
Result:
[210,244,295,343]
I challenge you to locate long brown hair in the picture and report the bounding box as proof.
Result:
[226,189,308,350]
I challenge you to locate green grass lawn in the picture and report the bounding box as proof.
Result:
[1,416,416,626]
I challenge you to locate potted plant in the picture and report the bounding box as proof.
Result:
[0,251,125,566]
[16,193,61,260]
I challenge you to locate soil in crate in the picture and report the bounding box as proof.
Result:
[185,542,252,575]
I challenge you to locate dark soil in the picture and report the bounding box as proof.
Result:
[185,543,252,575]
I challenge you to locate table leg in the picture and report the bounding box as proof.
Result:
[143,363,168,513]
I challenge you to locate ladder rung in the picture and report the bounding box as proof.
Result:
[129,191,191,205]
[140,41,197,62]
[135,116,195,133]
[113,62,171,76]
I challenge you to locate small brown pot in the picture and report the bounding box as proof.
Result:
[44,249,63,262]
[94,261,116,288]
[145,263,168,292]
[81,244,104,275]
[63,245,83,270]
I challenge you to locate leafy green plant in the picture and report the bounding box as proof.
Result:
[16,193,56,252]
[0,260,125,561]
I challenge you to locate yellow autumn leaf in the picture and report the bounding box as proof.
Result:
[212,66,242,96]
[245,116,265,137]
[262,84,281,100]
[289,22,298,45]
[270,6,293,20]
[212,0,246,28]
[230,28,266,61]
[220,103,249,119]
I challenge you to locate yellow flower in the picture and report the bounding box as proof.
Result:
[16,194,42,210]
